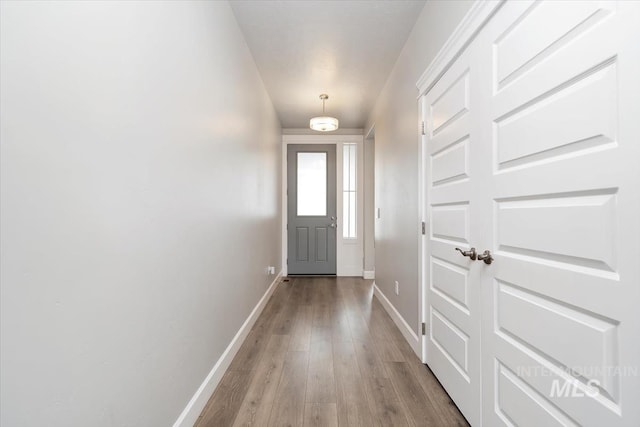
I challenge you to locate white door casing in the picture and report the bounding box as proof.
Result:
[420,1,640,426]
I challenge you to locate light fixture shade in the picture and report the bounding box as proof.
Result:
[310,116,339,132]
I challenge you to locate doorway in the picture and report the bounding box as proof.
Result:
[418,1,640,425]
[282,135,364,277]
[287,144,337,275]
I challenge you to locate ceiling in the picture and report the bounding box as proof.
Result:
[230,0,426,129]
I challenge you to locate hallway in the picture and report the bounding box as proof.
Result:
[3,1,640,425]
[195,277,467,426]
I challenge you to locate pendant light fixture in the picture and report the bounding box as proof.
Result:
[309,94,339,132]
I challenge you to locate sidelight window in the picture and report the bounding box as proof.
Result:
[343,143,357,239]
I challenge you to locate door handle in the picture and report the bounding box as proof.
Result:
[477,250,493,265]
[329,223,337,228]
[455,247,477,260]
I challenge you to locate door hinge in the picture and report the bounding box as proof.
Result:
[421,121,426,136]
[421,322,426,335]
[286,258,288,265]
[421,221,426,235]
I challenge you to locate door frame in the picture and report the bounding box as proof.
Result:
[363,124,376,280]
[282,134,364,277]
[417,0,504,363]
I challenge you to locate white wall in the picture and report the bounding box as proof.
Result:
[0,2,281,426]
[365,1,473,334]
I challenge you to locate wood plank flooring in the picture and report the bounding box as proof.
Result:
[195,277,468,427]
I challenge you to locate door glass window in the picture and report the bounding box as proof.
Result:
[297,152,327,216]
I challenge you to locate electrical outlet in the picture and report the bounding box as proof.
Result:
[394,281,399,295]
[267,266,276,275]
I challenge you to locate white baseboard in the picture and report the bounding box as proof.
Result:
[338,266,366,277]
[173,271,282,427]
[363,270,375,280]
[372,282,421,358]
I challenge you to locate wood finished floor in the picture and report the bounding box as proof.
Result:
[195,277,468,427]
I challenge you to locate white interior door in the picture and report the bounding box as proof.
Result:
[478,1,640,425]
[423,46,482,426]
[422,1,640,426]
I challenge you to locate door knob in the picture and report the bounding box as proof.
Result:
[329,223,337,228]
[455,247,477,260]
[477,250,493,265]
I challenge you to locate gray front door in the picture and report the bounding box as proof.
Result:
[287,144,336,275]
